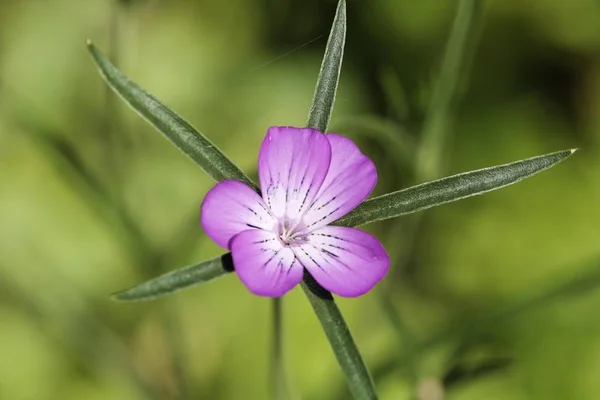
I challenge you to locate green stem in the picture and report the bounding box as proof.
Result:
[105,0,121,185]
[416,0,485,180]
[378,0,485,393]
[271,297,287,400]
[302,1,378,398]
[301,281,378,400]
[378,291,418,383]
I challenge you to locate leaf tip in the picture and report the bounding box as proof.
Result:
[336,0,347,20]
[85,39,100,60]
[109,290,129,302]
[570,148,579,155]
[109,294,121,302]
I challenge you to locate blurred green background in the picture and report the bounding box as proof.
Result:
[1,0,599,399]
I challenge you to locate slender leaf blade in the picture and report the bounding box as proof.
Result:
[112,253,234,301]
[112,147,575,302]
[307,0,346,132]
[86,41,257,190]
[336,149,576,227]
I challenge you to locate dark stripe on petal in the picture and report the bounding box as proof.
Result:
[315,196,337,211]
[298,247,327,273]
[306,206,341,229]
[299,184,312,210]
[266,249,282,265]
[285,258,297,274]
[321,248,339,259]
[253,237,276,244]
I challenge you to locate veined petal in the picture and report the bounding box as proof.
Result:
[231,229,303,297]
[293,226,389,297]
[301,134,377,231]
[258,127,332,223]
[201,180,276,249]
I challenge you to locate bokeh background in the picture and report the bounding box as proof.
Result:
[1,0,600,399]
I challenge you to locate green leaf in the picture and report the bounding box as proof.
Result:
[110,0,353,306]
[86,41,258,191]
[336,148,576,227]
[112,254,234,301]
[306,0,346,133]
[111,149,576,302]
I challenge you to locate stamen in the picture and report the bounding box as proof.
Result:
[278,219,305,245]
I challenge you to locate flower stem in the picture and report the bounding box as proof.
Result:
[302,1,378,398]
[104,0,123,192]
[416,0,485,180]
[271,297,287,400]
[301,280,378,400]
[380,0,485,393]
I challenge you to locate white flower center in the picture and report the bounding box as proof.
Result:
[278,220,304,245]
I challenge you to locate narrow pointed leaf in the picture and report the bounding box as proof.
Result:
[307,0,346,132]
[86,41,257,190]
[110,0,350,304]
[111,148,574,302]
[112,254,234,301]
[336,149,576,227]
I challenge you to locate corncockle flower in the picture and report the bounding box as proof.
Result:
[201,126,390,297]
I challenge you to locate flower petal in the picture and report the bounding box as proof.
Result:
[231,229,303,297]
[201,180,277,249]
[301,134,377,231]
[258,127,332,224]
[293,226,389,297]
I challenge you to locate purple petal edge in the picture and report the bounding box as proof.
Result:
[201,180,276,249]
[293,226,389,297]
[301,134,377,232]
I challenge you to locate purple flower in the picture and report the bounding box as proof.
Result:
[201,127,390,298]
